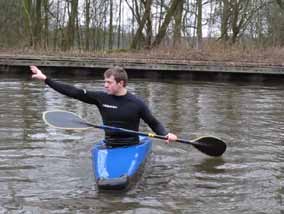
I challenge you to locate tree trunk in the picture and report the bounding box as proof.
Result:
[158,0,164,30]
[117,0,122,48]
[145,11,153,49]
[173,0,184,47]
[43,0,49,49]
[220,0,230,41]
[34,0,42,48]
[63,0,78,50]
[109,0,113,50]
[85,0,91,50]
[22,0,33,47]
[276,0,284,10]
[130,0,152,49]
[231,0,240,43]
[152,0,180,48]
[53,0,60,50]
[196,0,202,49]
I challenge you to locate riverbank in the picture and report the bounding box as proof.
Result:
[1,46,284,80]
[2,44,284,64]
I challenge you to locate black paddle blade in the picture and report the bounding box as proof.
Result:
[43,110,91,130]
[192,136,226,157]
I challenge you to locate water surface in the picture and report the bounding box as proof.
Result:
[0,75,284,213]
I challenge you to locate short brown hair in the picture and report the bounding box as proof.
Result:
[104,66,128,86]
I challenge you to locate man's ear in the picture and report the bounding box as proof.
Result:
[118,80,125,87]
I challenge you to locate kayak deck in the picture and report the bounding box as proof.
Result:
[91,136,152,190]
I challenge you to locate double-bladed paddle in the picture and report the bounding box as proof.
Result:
[43,110,226,157]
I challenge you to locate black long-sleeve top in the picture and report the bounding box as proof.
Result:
[45,78,167,144]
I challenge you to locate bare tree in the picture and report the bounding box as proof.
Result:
[62,0,78,50]
[34,0,42,48]
[85,0,91,50]
[23,0,33,46]
[152,0,180,47]
[109,0,114,50]
[196,0,202,48]
[42,0,50,49]
[276,0,284,9]
[220,0,230,41]
[128,0,152,49]
[173,0,184,46]
[2,0,284,51]
[117,0,122,48]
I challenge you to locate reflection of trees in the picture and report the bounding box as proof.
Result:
[133,80,200,138]
[196,83,234,134]
[20,80,45,144]
[0,80,45,146]
[195,82,247,139]
[146,82,175,131]
[132,80,267,141]
[131,80,253,140]
[0,80,44,189]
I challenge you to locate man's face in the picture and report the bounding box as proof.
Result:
[104,75,123,95]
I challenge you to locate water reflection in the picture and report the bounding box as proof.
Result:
[0,76,284,213]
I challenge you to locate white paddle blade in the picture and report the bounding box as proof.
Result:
[42,110,92,130]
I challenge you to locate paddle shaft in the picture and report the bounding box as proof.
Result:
[42,110,226,156]
[83,122,198,146]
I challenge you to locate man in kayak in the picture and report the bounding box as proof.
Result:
[30,65,177,146]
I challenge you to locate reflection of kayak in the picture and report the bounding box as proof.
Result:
[91,136,152,190]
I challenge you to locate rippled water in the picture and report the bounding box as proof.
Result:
[1,74,284,213]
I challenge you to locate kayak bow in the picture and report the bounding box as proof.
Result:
[91,136,152,190]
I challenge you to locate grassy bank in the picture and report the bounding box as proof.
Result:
[1,43,284,66]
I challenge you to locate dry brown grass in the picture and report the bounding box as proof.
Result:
[1,41,284,66]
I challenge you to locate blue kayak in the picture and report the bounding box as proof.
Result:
[91,136,152,190]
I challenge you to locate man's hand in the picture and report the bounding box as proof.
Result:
[30,65,47,81]
[165,133,178,144]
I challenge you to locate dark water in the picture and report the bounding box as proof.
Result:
[1,75,284,213]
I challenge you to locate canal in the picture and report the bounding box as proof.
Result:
[0,72,284,213]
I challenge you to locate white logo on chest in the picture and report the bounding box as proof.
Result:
[102,104,118,109]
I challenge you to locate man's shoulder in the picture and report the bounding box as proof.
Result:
[126,92,146,105]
